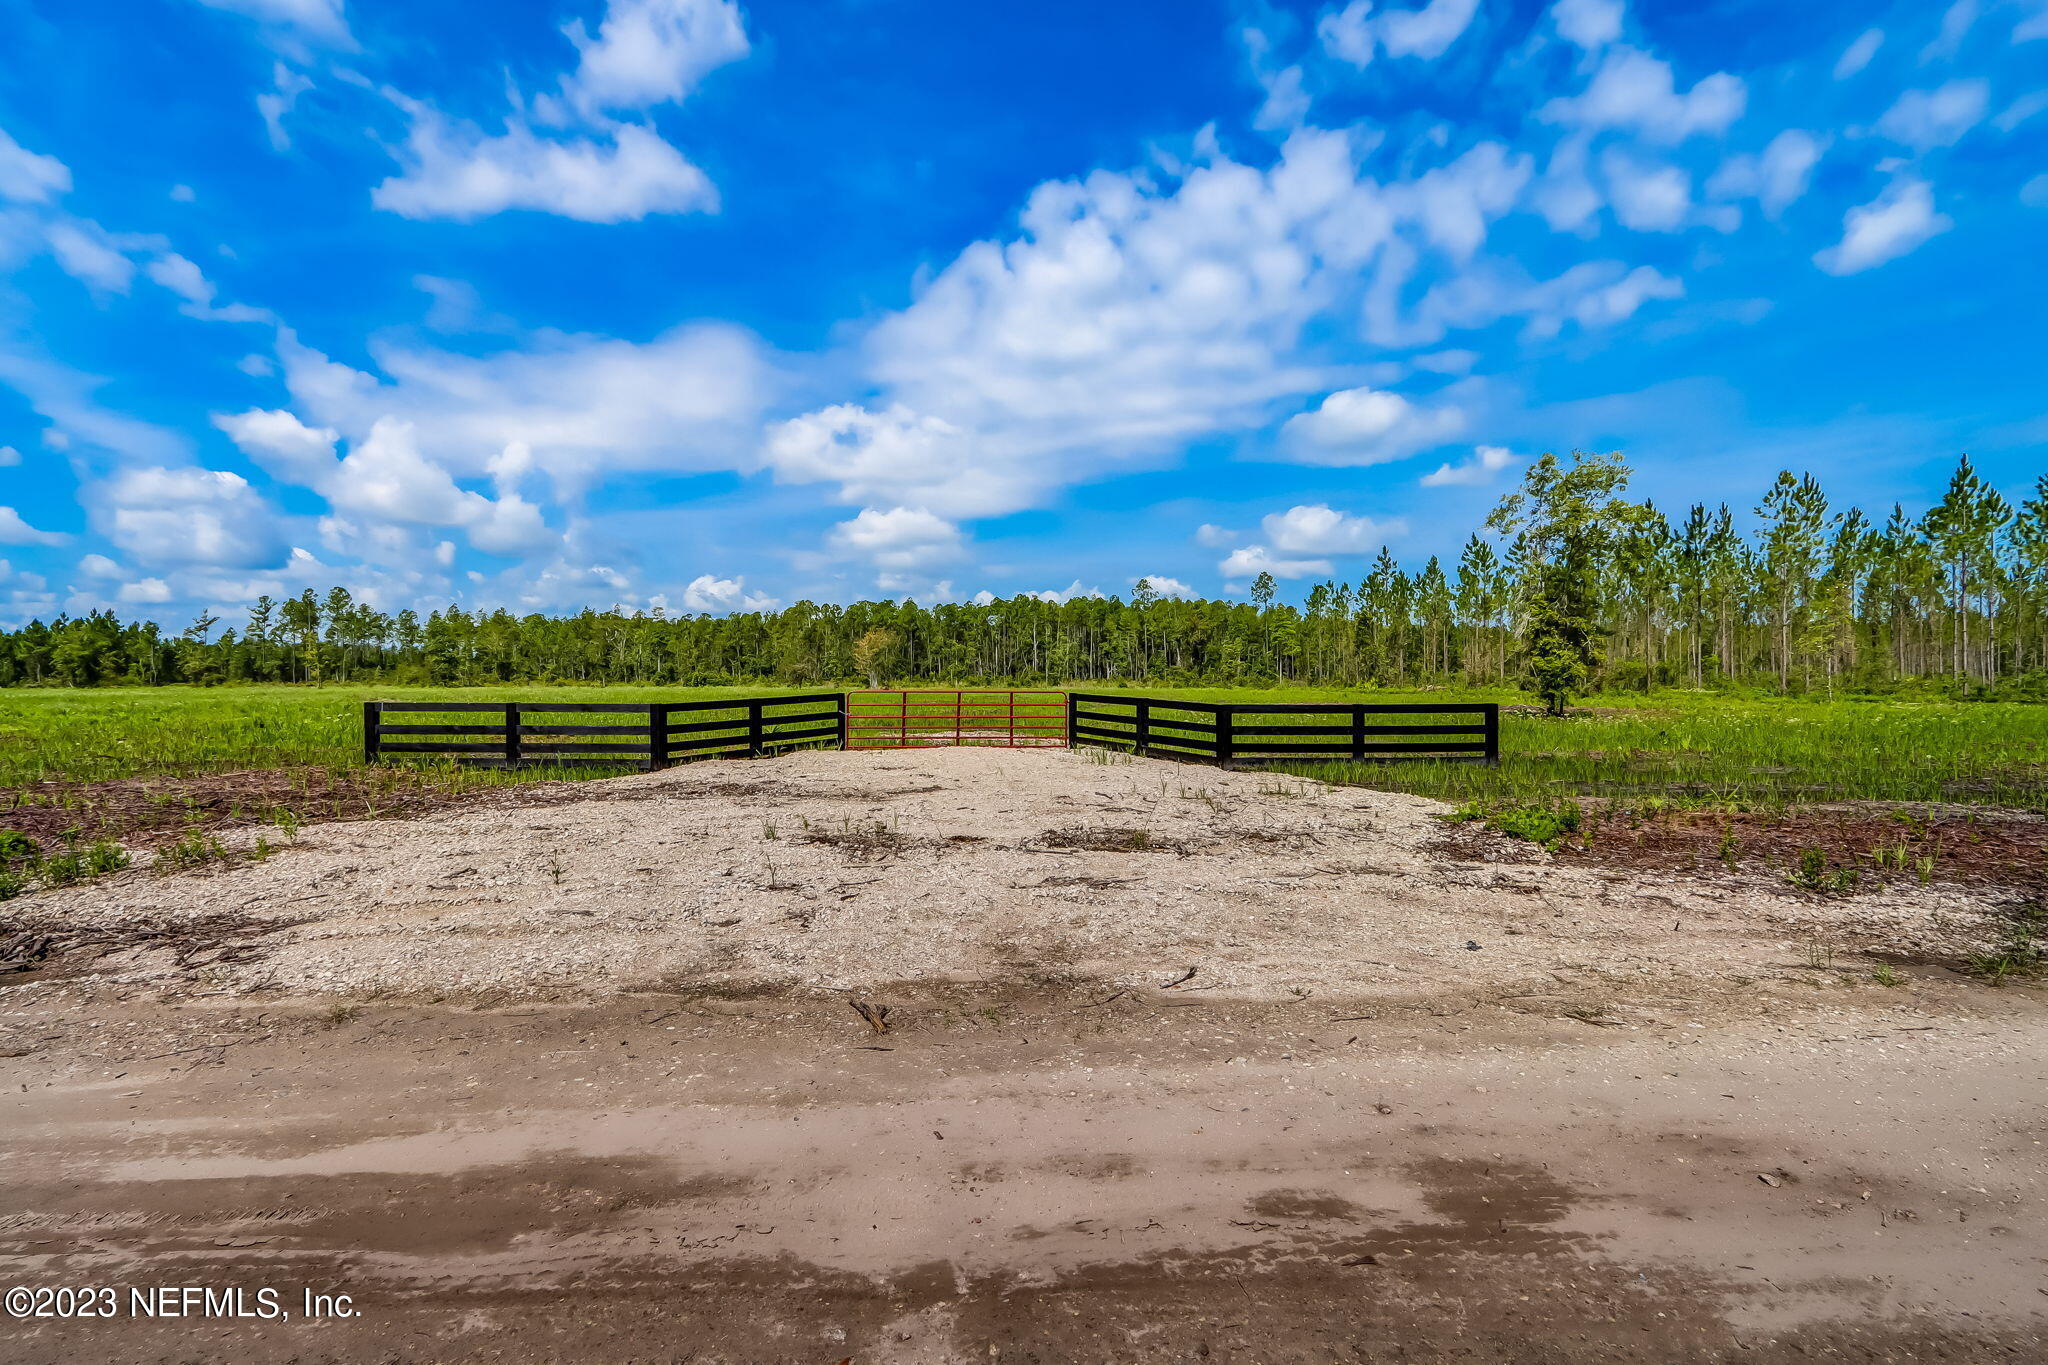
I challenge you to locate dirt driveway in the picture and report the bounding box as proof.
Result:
[2,749,2044,1361]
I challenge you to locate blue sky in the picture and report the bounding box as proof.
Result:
[0,0,2044,623]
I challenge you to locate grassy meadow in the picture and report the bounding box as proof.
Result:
[0,683,2044,813]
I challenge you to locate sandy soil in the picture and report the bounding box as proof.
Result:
[4,746,2017,1005]
[3,748,2044,1362]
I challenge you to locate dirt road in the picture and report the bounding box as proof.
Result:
[3,749,2044,1361]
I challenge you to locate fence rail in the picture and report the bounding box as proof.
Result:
[1065,694,1498,765]
[363,693,845,771]
[365,691,1498,770]
[846,689,1067,748]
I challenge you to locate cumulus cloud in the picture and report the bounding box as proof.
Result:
[373,1,745,224]
[0,446,18,467]
[0,126,70,203]
[1600,148,1692,230]
[1552,0,1623,49]
[1218,544,1332,579]
[94,466,288,569]
[1261,503,1405,554]
[551,0,748,119]
[1279,385,1463,465]
[217,410,553,558]
[1707,130,1825,218]
[215,407,340,484]
[0,506,68,546]
[372,109,717,223]
[680,571,777,613]
[1421,443,1519,486]
[1540,47,1745,142]
[857,130,1394,508]
[762,402,1025,518]
[275,321,769,494]
[1318,0,1480,66]
[1133,574,1194,598]
[1876,80,1989,149]
[826,507,966,574]
[1814,178,1951,274]
[1194,523,1238,548]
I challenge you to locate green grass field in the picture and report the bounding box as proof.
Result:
[0,684,2044,812]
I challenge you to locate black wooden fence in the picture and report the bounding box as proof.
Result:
[1065,693,1498,765]
[365,691,1497,770]
[362,694,844,770]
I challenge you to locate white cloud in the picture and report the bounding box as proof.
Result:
[1421,443,1519,486]
[196,0,350,45]
[1391,142,1532,260]
[1317,2,1376,66]
[146,253,212,305]
[1707,130,1824,218]
[276,321,769,494]
[170,183,196,202]
[0,506,67,546]
[1552,0,1623,49]
[1279,385,1463,465]
[1262,503,1405,554]
[0,126,70,203]
[94,466,288,569]
[2023,173,2048,208]
[330,419,555,556]
[118,577,174,605]
[1835,28,1884,79]
[374,2,745,224]
[77,553,120,577]
[1319,0,1480,65]
[1921,1,1977,62]
[826,507,966,573]
[1133,574,1194,598]
[0,445,18,467]
[257,63,312,153]
[1876,80,1989,149]
[1405,260,1682,342]
[680,572,777,613]
[551,0,749,118]
[214,406,340,484]
[1993,91,2048,133]
[859,130,1388,510]
[2019,2,2048,41]
[1218,544,1332,579]
[372,109,717,223]
[1194,523,1238,548]
[763,402,1027,518]
[1814,178,1951,274]
[1540,47,1745,142]
[1379,0,1480,59]
[1532,135,1601,233]
[45,221,135,293]
[1601,148,1691,230]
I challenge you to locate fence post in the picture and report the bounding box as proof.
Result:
[747,699,765,758]
[503,702,521,768]
[647,704,670,772]
[362,701,380,764]
[1351,704,1366,761]
[837,693,850,750]
[1134,698,1150,756]
[1064,691,1077,748]
[1216,705,1235,769]
[1482,703,1500,766]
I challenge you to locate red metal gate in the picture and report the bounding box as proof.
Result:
[846,690,1067,748]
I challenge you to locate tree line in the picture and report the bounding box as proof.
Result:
[1,454,2041,703]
